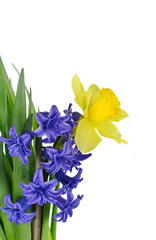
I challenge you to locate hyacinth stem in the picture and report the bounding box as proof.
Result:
[32,137,42,240]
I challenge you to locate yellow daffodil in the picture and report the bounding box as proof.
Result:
[72,75,128,153]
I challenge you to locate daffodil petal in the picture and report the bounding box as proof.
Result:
[96,120,127,144]
[108,109,129,122]
[75,118,102,153]
[72,75,86,111]
[84,84,100,118]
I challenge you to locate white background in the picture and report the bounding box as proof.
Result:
[0,1,156,240]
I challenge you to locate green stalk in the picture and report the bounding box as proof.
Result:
[41,203,51,240]
[51,182,60,240]
[32,137,42,240]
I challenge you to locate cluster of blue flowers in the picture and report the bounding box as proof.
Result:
[0,104,91,224]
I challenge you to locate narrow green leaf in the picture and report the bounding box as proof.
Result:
[0,224,7,240]
[13,223,31,240]
[11,69,31,240]
[51,182,60,240]
[12,68,26,135]
[26,88,38,131]
[22,114,36,180]
[50,141,61,240]
[4,92,15,136]
[41,203,51,240]
[2,93,13,183]
[12,68,27,200]
[0,57,15,119]
[4,154,13,185]
[3,93,9,138]
[0,91,5,131]
[47,228,53,240]
[12,157,23,199]
[22,114,33,132]
[0,142,16,240]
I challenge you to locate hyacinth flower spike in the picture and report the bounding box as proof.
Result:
[20,168,64,206]
[54,190,83,222]
[72,75,129,152]
[0,125,33,165]
[0,194,36,225]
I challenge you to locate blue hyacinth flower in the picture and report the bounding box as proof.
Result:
[41,141,75,174]
[0,194,36,225]
[53,190,83,222]
[63,104,79,132]
[41,138,91,174]
[33,105,72,143]
[55,168,83,190]
[70,145,92,169]
[20,168,64,206]
[0,126,33,165]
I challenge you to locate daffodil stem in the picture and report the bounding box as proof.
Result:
[32,137,42,240]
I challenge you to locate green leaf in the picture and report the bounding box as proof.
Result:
[12,68,27,201]
[0,142,16,240]
[2,93,13,183]
[0,88,5,131]
[12,68,26,135]
[47,228,53,240]
[26,88,38,131]
[4,154,13,185]
[0,224,7,240]
[0,57,15,130]
[13,223,31,240]
[41,203,51,240]
[0,57,15,103]
[11,69,31,240]
[3,93,10,138]
[22,114,33,132]
[51,182,60,240]
[22,114,36,180]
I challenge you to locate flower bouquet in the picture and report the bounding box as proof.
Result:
[0,57,128,240]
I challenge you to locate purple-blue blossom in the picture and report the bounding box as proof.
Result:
[0,194,36,225]
[63,104,79,132]
[53,190,83,222]
[71,144,92,169]
[33,105,72,143]
[20,168,64,206]
[55,168,83,190]
[0,126,33,165]
[41,141,75,174]
[41,138,91,174]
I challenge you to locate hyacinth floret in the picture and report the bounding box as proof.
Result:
[63,103,78,133]
[20,168,64,206]
[33,105,72,143]
[41,137,91,174]
[0,125,33,165]
[0,194,36,225]
[54,190,83,223]
[55,168,83,191]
